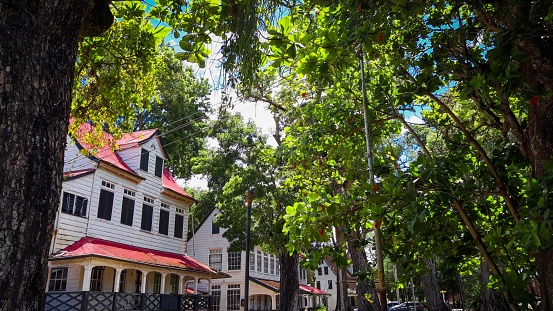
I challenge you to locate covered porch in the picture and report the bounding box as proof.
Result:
[45,237,228,310]
[248,278,328,311]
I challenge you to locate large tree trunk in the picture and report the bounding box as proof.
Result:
[279,251,299,311]
[420,258,449,311]
[0,1,88,310]
[348,236,380,311]
[479,260,505,311]
[336,267,351,311]
[519,35,553,311]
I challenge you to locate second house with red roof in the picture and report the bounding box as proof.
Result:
[45,123,228,310]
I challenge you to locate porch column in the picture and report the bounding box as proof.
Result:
[141,272,147,293]
[271,295,277,311]
[178,275,184,295]
[113,269,121,293]
[194,278,198,294]
[45,267,52,292]
[160,273,167,294]
[82,266,93,291]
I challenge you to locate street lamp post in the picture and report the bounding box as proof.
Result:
[244,189,254,311]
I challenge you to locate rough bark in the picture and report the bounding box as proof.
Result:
[479,261,506,311]
[517,25,553,311]
[0,1,104,310]
[348,237,380,311]
[336,267,351,311]
[420,258,450,311]
[279,252,299,311]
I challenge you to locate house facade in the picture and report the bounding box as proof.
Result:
[314,259,359,311]
[188,208,327,311]
[46,124,226,310]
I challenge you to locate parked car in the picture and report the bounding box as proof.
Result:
[387,301,400,310]
[389,302,426,311]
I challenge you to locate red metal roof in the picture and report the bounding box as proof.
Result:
[162,167,195,201]
[71,122,194,202]
[300,284,328,295]
[250,278,327,295]
[50,237,226,278]
[63,169,95,179]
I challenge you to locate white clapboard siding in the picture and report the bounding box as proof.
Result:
[63,137,96,173]
[53,175,95,252]
[83,168,187,254]
[188,209,283,285]
[117,145,141,172]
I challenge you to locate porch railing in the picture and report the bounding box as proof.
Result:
[44,292,212,311]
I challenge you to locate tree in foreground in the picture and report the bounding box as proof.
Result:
[192,111,301,311]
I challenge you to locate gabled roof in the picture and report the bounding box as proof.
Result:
[324,257,357,282]
[71,122,194,202]
[50,237,228,278]
[162,167,196,202]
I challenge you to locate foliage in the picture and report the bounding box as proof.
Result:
[135,45,212,179]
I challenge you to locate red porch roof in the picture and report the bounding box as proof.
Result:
[50,237,227,278]
[250,278,328,295]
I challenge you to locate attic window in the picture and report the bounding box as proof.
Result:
[140,148,149,172]
[155,156,163,178]
[212,215,220,234]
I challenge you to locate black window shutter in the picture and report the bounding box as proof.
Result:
[159,209,169,235]
[140,149,149,171]
[61,192,74,214]
[120,197,135,226]
[75,196,88,217]
[155,156,163,178]
[212,221,220,234]
[141,204,153,231]
[98,189,114,220]
[174,214,184,238]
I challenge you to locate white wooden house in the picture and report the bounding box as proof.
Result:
[188,208,328,311]
[45,123,227,310]
[314,259,359,311]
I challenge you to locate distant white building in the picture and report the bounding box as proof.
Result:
[45,123,226,310]
[188,208,328,311]
[314,259,359,311]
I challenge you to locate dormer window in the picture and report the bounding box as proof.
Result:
[140,148,149,172]
[155,156,163,178]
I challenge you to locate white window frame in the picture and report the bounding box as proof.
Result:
[48,267,68,292]
[90,266,104,291]
[209,249,223,270]
[227,284,241,311]
[211,285,221,311]
[228,252,241,270]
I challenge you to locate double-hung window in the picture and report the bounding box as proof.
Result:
[228,252,241,270]
[170,274,179,294]
[153,272,161,294]
[90,266,105,291]
[61,192,88,217]
[159,203,170,235]
[211,285,221,311]
[120,189,135,226]
[174,208,184,239]
[209,249,222,270]
[97,181,115,221]
[48,267,68,291]
[141,197,154,231]
[140,148,149,171]
[155,156,163,178]
[227,284,241,311]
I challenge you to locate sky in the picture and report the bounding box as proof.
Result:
[169,36,277,190]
